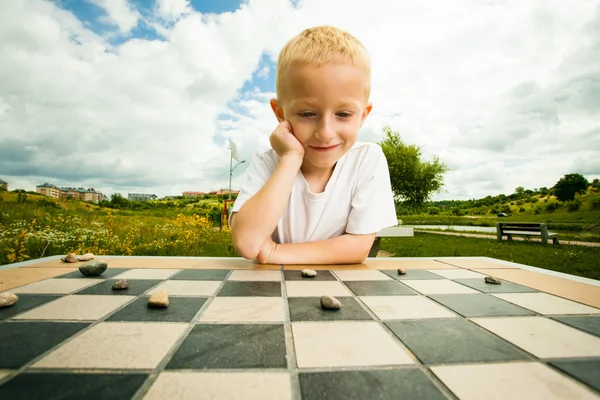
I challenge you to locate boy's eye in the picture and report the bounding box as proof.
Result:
[337,112,352,118]
[298,112,315,118]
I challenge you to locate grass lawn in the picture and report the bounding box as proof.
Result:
[380,232,600,281]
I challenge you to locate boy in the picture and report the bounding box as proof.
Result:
[230,25,397,265]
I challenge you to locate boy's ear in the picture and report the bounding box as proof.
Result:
[360,102,373,128]
[270,99,285,123]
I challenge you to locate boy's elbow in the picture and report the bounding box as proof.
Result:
[232,230,261,260]
[232,236,258,260]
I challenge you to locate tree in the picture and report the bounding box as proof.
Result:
[514,186,525,198]
[552,173,589,202]
[378,126,448,207]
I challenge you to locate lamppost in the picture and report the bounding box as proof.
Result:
[228,139,245,200]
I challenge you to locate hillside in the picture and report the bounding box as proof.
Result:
[399,187,600,242]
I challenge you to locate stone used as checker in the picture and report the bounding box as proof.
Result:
[302,269,317,278]
[0,292,18,308]
[79,261,108,277]
[112,279,129,290]
[321,295,341,310]
[148,291,169,308]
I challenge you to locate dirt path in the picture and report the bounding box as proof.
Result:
[414,230,600,247]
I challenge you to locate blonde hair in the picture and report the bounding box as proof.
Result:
[275,25,371,102]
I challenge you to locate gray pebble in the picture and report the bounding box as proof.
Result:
[302,269,317,278]
[320,295,341,310]
[112,279,129,290]
[485,276,501,285]
[79,260,108,276]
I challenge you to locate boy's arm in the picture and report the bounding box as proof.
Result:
[231,121,306,259]
[231,154,302,259]
[259,233,376,265]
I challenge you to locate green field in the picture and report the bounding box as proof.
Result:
[1,190,599,281]
[380,232,600,280]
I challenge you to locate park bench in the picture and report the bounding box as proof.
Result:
[368,226,414,257]
[496,222,559,245]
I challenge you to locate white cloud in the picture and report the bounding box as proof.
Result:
[154,0,192,22]
[87,0,140,33]
[0,0,598,201]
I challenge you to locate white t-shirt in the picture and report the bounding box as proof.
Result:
[231,142,398,244]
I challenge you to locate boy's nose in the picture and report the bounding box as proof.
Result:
[314,116,336,141]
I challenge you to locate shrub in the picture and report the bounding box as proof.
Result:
[428,207,440,215]
[516,200,524,206]
[589,196,600,210]
[531,197,539,203]
[567,200,581,212]
[519,207,526,212]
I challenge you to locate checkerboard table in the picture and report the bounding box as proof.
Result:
[1,260,599,399]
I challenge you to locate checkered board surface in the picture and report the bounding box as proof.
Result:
[1,267,599,400]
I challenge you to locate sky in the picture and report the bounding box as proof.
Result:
[1,0,599,201]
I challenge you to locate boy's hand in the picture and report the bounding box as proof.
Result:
[256,238,277,264]
[269,121,304,159]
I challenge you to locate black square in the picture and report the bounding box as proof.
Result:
[549,359,600,393]
[344,281,417,296]
[170,269,230,280]
[217,281,281,296]
[57,268,129,279]
[454,278,538,293]
[283,270,336,281]
[106,297,207,322]
[380,270,444,280]
[288,297,373,322]
[551,316,600,337]
[429,294,536,317]
[166,324,287,369]
[74,279,162,296]
[385,319,528,364]
[0,322,90,368]
[0,372,148,400]
[299,368,446,400]
[0,295,61,321]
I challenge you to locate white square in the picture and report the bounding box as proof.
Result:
[33,322,188,369]
[401,280,479,294]
[292,321,414,367]
[147,280,220,296]
[112,269,179,280]
[428,269,486,279]
[360,296,457,320]
[199,297,285,322]
[227,270,281,281]
[431,362,599,400]
[285,281,353,297]
[332,270,392,281]
[14,295,135,320]
[144,372,292,400]
[493,293,600,315]
[11,278,102,294]
[471,316,600,358]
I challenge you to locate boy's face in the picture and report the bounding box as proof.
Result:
[270,63,372,174]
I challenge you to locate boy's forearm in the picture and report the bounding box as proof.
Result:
[232,154,303,259]
[270,234,375,265]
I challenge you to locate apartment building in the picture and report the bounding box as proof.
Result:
[128,193,158,201]
[36,183,104,202]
